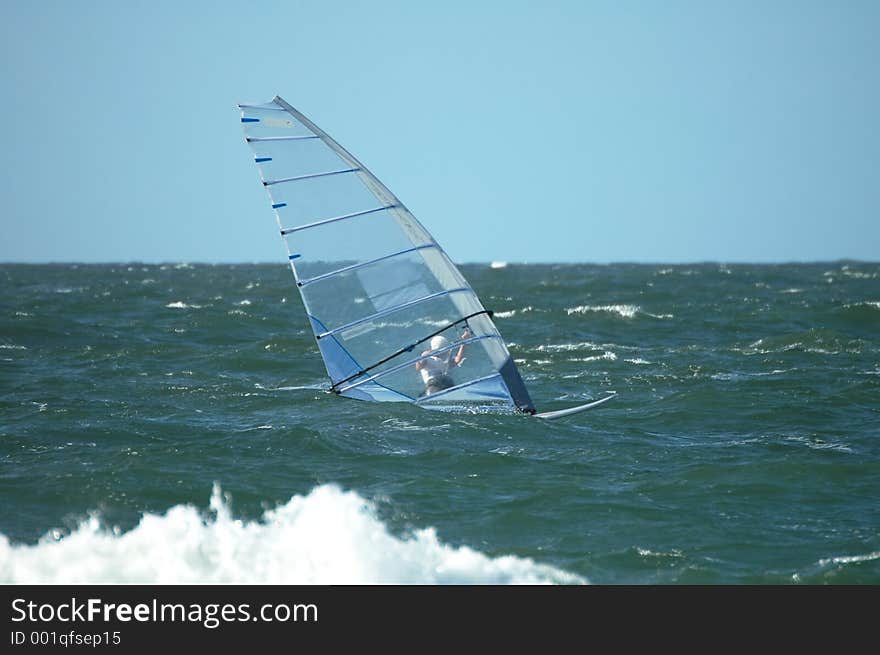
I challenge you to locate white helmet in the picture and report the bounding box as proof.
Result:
[430,335,449,351]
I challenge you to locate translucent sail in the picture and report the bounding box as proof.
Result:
[239,96,535,413]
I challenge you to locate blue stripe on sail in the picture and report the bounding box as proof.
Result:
[289,254,301,260]
[241,117,260,123]
[255,157,272,163]
[272,203,287,209]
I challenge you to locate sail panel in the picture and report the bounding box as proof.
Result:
[325,297,497,385]
[283,207,432,279]
[416,374,513,407]
[270,172,380,231]
[241,104,314,138]
[250,138,348,182]
[240,97,535,413]
[338,335,508,400]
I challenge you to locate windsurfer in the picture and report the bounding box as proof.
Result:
[416,328,470,395]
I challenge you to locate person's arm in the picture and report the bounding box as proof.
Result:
[453,328,470,366]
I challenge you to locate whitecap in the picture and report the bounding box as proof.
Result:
[536,341,603,352]
[165,301,202,309]
[568,351,617,362]
[566,304,639,319]
[0,485,585,585]
[817,551,880,567]
[844,301,880,310]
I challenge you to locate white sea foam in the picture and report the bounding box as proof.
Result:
[844,301,880,310]
[536,341,603,352]
[816,551,880,567]
[0,485,585,585]
[840,268,878,279]
[535,341,638,353]
[165,301,202,310]
[494,306,534,319]
[782,435,853,453]
[565,304,672,320]
[253,383,326,391]
[794,549,880,581]
[636,547,684,559]
[568,351,617,363]
[566,304,640,318]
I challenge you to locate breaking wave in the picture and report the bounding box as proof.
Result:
[0,485,585,585]
[565,304,673,320]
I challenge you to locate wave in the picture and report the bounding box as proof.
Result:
[494,307,535,319]
[565,304,673,320]
[165,301,203,310]
[841,300,880,314]
[568,351,617,363]
[794,550,880,583]
[566,304,639,319]
[534,341,639,354]
[253,383,326,392]
[739,329,865,356]
[0,485,585,585]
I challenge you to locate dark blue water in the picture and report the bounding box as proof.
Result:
[1,262,878,584]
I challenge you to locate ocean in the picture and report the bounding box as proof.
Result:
[1,261,877,584]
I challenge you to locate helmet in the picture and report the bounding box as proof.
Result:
[430,335,449,351]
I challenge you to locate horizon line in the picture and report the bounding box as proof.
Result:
[1,258,877,267]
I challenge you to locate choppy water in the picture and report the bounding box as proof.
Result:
[1,262,878,584]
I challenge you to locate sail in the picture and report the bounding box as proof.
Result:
[239,96,535,413]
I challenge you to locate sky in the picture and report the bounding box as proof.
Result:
[1,0,878,264]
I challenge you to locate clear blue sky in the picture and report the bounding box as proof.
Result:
[2,1,878,264]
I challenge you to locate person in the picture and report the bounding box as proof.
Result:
[416,328,470,396]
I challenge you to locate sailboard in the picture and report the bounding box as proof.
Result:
[533,393,617,420]
[238,96,613,419]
